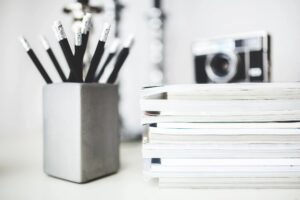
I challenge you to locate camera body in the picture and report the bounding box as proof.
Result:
[193,32,271,83]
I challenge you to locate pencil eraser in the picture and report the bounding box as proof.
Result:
[109,38,120,53]
[81,13,92,34]
[52,20,66,41]
[124,34,135,48]
[19,36,31,51]
[100,23,111,42]
[39,36,50,50]
[74,28,82,46]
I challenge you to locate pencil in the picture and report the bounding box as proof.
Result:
[107,35,134,84]
[85,23,111,82]
[80,13,92,62]
[40,36,67,82]
[19,36,52,84]
[52,20,81,82]
[94,39,120,82]
[74,28,83,82]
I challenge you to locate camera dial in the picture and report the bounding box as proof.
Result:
[205,51,238,83]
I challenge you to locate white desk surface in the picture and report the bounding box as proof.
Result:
[1,134,300,200]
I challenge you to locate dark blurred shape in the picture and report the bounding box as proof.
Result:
[154,0,161,8]
[63,0,103,22]
[78,0,89,5]
[113,0,124,37]
[147,0,166,84]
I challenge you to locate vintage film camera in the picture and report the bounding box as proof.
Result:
[193,32,271,83]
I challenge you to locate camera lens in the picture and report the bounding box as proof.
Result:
[210,53,231,77]
[205,51,238,83]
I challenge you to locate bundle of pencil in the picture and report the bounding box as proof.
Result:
[19,13,134,84]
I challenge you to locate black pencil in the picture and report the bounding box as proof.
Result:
[85,23,111,82]
[80,13,92,63]
[40,36,67,82]
[19,36,52,84]
[94,39,120,82]
[107,35,134,84]
[74,28,83,82]
[52,21,81,82]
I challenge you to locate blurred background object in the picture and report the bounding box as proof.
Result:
[193,32,271,83]
[1,0,300,138]
[147,0,166,85]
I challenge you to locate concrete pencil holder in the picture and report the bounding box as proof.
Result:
[43,83,120,183]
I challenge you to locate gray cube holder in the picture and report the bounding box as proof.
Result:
[43,83,120,183]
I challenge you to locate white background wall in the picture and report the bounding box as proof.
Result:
[0,0,300,136]
[163,0,300,83]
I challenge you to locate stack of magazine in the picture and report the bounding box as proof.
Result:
[141,83,300,188]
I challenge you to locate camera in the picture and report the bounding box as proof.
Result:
[192,32,271,83]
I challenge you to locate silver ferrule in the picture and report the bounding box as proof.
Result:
[81,13,92,34]
[53,20,67,41]
[19,36,31,51]
[74,28,82,46]
[39,35,50,50]
[124,34,135,48]
[109,39,120,53]
[99,23,111,42]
